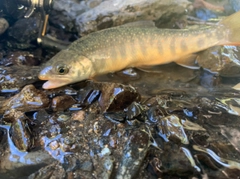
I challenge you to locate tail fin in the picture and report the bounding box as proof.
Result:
[219,11,240,45]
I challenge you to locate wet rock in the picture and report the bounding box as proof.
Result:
[0,66,40,92]
[76,83,101,108]
[126,102,146,121]
[1,109,32,152]
[199,70,220,89]
[41,134,73,162]
[181,119,206,131]
[157,115,189,145]
[144,95,170,107]
[0,125,55,178]
[116,129,150,179]
[0,85,49,114]
[97,82,140,112]
[6,41,36,49]
[10,116,32,151]
[28,162,66,179]
[0,18,9,35]
[42,117,62,138]
[221,126,240,153]
[51,95,76,111]
[93,155,114,179]
[8,17,40,43]
[104,112,126,123]
[196,46,240,77]
[0,0,27,19]
[161,144,199,176]
[1,51,41,66]
[71,110,86,122]
[32,110,50,124]
[57,114,71,122]
[80,160,93,172]
[44,86,78,99]
[147,155,163,178]
[3,109,26,123]
[193,145,240,170]
[147,105,166,123]
[213,97,240,116]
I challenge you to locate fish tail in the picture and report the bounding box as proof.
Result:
[219,11,240,45]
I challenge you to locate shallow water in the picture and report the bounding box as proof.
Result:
[1,0,240,178]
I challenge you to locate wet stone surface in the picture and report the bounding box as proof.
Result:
[0,66,40,93]
[51,95,76,111]
[197,46,240,77]
[9,115,32,151]
[0,79,240,178]
[1,51,41,66]
[96,82,141,112]
[0,84,50,114]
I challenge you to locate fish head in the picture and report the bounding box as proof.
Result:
[38,50,93,89]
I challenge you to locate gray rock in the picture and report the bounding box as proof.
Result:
[8,17,40,43]
[0,18,9,35]
[52,0,191,35]
[76,0,191,35]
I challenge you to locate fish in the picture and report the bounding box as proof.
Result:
[39,11,240,89]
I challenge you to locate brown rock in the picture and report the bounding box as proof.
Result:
[51,95,76,111]
[0,85,49,114]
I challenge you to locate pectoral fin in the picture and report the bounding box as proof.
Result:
[175,54,200,69]
[232,83,240,90]
[137,65,164,73]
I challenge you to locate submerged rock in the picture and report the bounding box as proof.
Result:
[2,51,41,66]
[0,85,49,114]
[0,66,40,92]
[157,115,189,145]
[160,144,199,176]
[0,125,54,177]
[28,162,66,179]
[96,82,140,112]
[196,46,240,77]
[51,95,76,111]
[116,128,150,179]
[2,110,32,151]
[10,117,32,151]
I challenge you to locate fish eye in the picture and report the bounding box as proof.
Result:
[56,65,69,75]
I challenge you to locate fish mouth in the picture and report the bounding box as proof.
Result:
[38,69,72,89]
[41,79,72,89]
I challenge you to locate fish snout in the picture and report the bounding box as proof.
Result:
[38,66,52,80]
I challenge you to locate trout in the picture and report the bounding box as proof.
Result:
[39,11,240,89]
